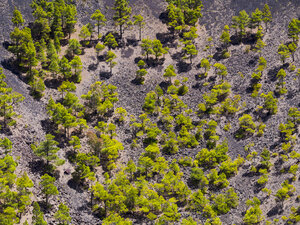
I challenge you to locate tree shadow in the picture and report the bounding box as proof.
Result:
[159,11,169,24]
[267,64,289,82]
[176,61,191,73]
[88,63,98,72]
[99,71,112,80]
[159,81,170,93]
[67,178,84,193]
[2,41,10,50]
[267,204,283,217]
[126,38,139,47]
[44,78,62,89]
[1,57,24,80]
[156,32,176,47]
[121,47,134,58]
[230,33,258,46]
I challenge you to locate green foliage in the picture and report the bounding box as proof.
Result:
[262,4,272,28]
[243,197,264,224]
[219,156,244,177]
[220,25,231,49]
[190,167,208,189]
[46,99,79,137]
[58,81,76,98]
[275,180,296,201]
[106,50,117,73]
[91,9,106,38]
[212,188,239,215]
[79,25,91,45]
[31,134,64,170]
[136,68,148,84]
[113,0,132,38]
[0,68,24,128]
[29,73,45,99]
[196,141,228,168]
[182,43,198,63]
[288,18,300,43]
[12,7,25,28]
[200,58,210,75]
[59,56,72,79]
[133,14,145,40]
[32,202,47,225]
[141,39,168,61]
[103,213,132,225]
[278,43,290,64]
[104,33,118,49]
[236,114,256,139]
[141,38,154,61]
[213,63,228,80]
[82,81,118,116]
[95,42,105,56]
[40,174,59,206]
[232,10,250,37]
[163,65,177,83]
[70,56,83,83]
[54,202,71,225]
[67,39,82,58]
[260,92,278,115]
[115,107,127,123]
[250,8,262,29]
[143,91,158,114]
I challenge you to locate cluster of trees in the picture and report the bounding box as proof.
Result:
[3,0,300,224]
[9,0,78,98]
[0,68,24,130]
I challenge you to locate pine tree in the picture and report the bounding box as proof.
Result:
[32,202,47,225]
[141,38,154,61]
[31,134,63,169]
[152,39,168,61]
[0,137,12,155]
[262,4,272,31]
[58,81,76,99]
[288,41,297,61]
[54,202,72,225]
[183,43,198,64]
[113,0,132,39]
[21,41,38,78]
[65,4,77,39]
[220,25,231,49]
[105,51,117,74]
[91,9,106,39]
[278,43,290,64]
[12,7,25,28]
[40,174,59,207]
[133,14,145,41]
[79,25,91,46]
[163,65,176,83]
[95,42,105,57]
[70,56,82,83]
[16,172,33,217]
[67,39,82,58]
[59,57,72,80]
[0,68,24,129]
[288,18,300,43]
[29,74,45,99]
[250,8,262,30]
[104,33,118,49]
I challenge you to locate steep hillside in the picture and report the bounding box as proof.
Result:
[0,0,299,224]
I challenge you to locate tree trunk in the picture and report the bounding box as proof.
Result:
[139,27,142,41]
[46,194,48,207]
[120,25,123,39]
